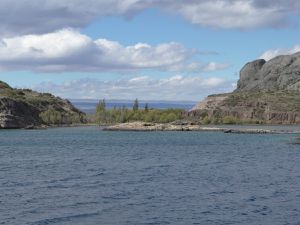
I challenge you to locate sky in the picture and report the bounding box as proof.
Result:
[0,0,300,101]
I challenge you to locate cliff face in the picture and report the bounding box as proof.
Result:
[0,81,86,128]
[191,52,300,124]
[190,91,300,124]
[237,52,300,92]
[0,98,41,128]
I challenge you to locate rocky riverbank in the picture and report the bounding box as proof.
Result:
[103,122,300,134]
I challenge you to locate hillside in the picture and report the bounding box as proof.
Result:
[0,81,86,128]
[190,52,300,124]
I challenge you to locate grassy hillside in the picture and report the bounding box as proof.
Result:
[0,81,86,127]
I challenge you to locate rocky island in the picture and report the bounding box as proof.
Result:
[0,81,86,129]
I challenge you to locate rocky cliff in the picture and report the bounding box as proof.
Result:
[190,52,300,124]
[0,81,86,128]
[237,52,300,92]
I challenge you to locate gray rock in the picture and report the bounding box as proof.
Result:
[237,59,266,90]
[0,98,40,128]
[236,52,300,92]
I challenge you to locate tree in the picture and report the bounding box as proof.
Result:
[133,98,139,111]
[96,99,106,113]
[144,103,149,112]
[96,99,107,124]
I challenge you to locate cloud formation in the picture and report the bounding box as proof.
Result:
[259,45,300,61]
[0,0,145,36]
[163,0,280,29]
[33,75,235,100]
[1,0,299,36]
[0,29,227,73]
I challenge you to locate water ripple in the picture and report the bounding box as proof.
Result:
[0,127,299,225]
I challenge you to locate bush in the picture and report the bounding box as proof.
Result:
[222,116,239,124]
[165,113,177,123]
[39,108,85,125]
[39,109,63,125]
[202,116,211,124]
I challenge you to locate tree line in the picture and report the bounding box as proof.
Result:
[94,99,184,125]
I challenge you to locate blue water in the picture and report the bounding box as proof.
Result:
[0,127,300,225]
[70,99,197,114]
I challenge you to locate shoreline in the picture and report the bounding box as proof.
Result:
[2,122,300,135]
[103,122,300,134]
[0,123,98,130]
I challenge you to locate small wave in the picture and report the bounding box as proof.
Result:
[31,212,100,225]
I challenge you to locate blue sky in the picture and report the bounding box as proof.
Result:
[0,0,300,100]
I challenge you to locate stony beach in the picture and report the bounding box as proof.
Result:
[103,121,300,134]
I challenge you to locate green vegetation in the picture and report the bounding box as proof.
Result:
[93,97,274,126]
[197,115,255,125]
[94,99,184,125]
[190,107,261,125]
[223,91,300,111]
[202,116,211,125]
[222,116,239,124]
[197,90,300,125]
[0,82,86,126]
[133,98,139,111]
[39,108,86,125]
[0,81,12,90]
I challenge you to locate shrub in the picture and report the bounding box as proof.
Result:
[202,116,211,124]
[39,109,63,125]
[222,116,239,124]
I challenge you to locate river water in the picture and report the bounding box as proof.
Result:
[0,127,299,225]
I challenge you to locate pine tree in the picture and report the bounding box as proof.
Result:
[133,98,139,111]
[96,99,106,113]
[144,103,149,112]
[96,99,107,124]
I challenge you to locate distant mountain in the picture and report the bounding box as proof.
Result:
[0,81,85,129]
[190,53,300,124]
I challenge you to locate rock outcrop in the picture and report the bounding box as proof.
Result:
[0,98,41,128]
[0,81,86,128]
[104,121,202,131]
[237,52,300,92]
[190,91,300,124]
[104,121,300,134]
[191,52,300,124]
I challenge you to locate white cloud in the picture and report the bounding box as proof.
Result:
[0,0,146,36]
[33,75,234,100]
[0,29,226,73]
[168,62,230,73]
[259,45,300,61]
[0,0,299,36]
[166,0,280,29]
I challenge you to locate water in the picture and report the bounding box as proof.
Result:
[70,99,197,114]
[0,127,299,225]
